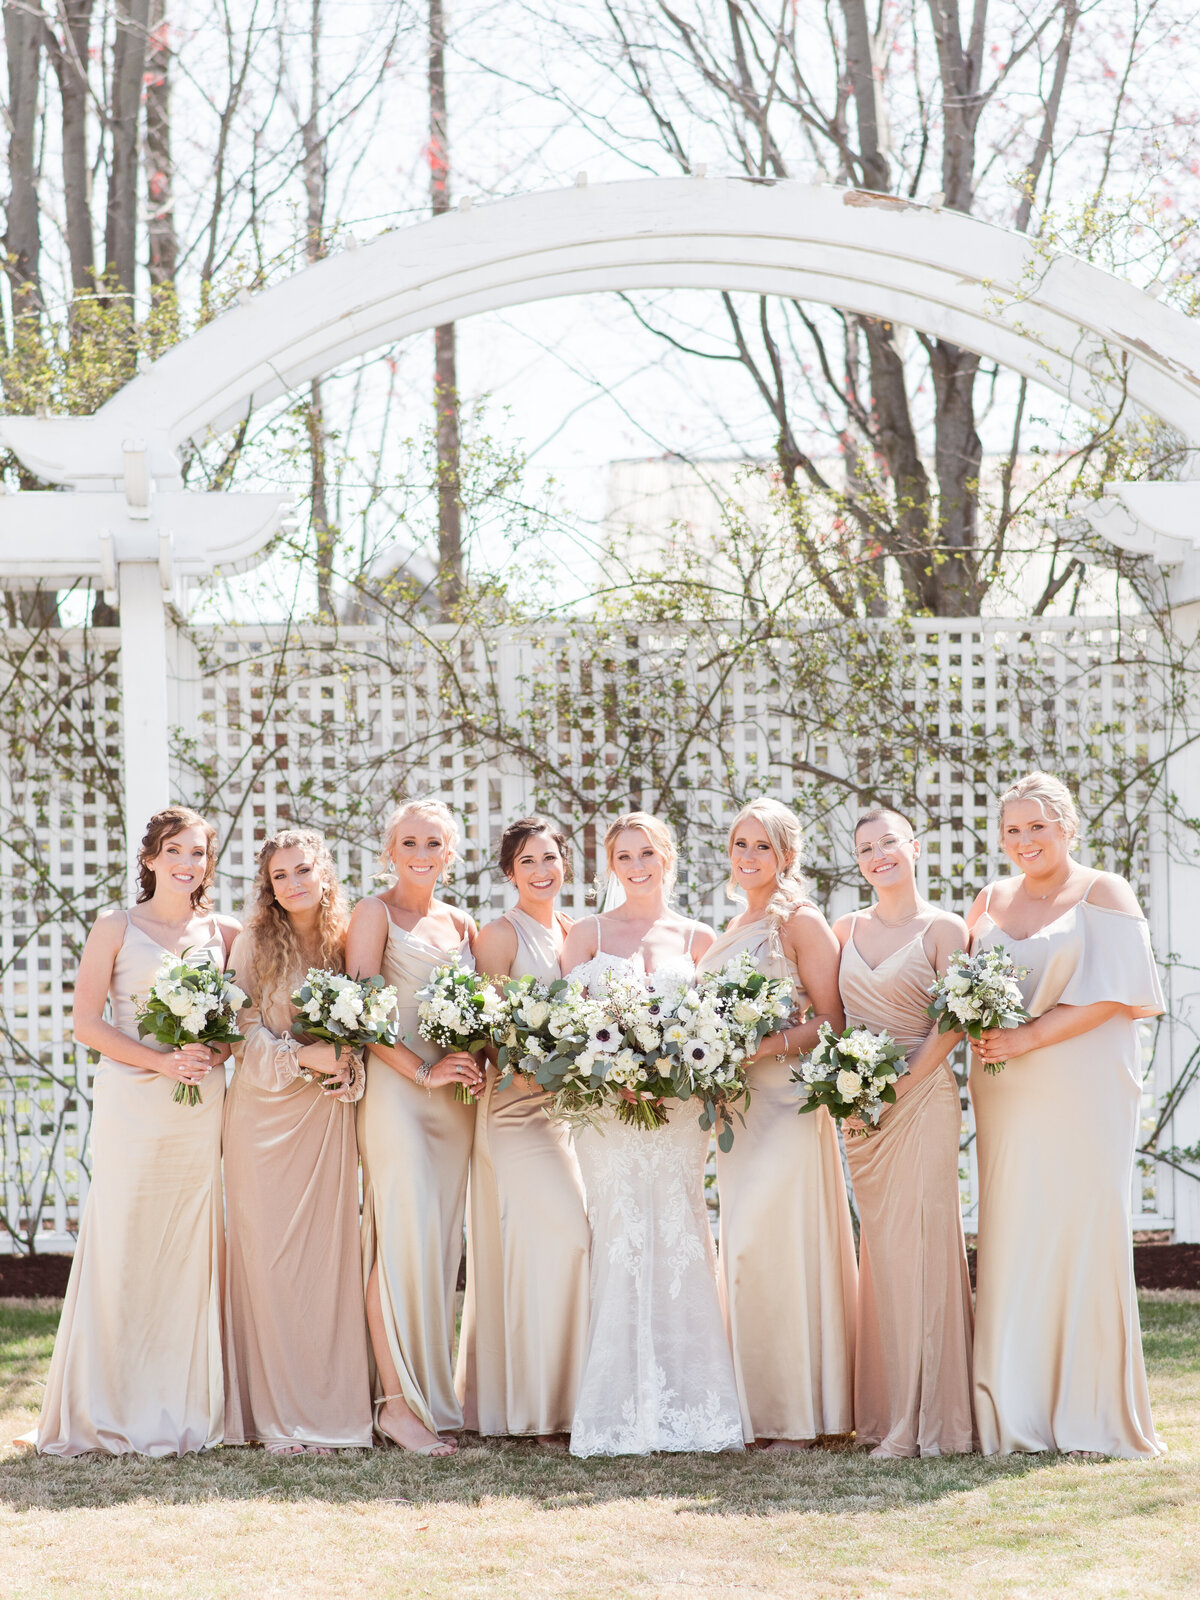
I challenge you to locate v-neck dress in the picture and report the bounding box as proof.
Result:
[839,921,975,1456]
[37,913,226,1456]
[699,916,857,1443]
[456,907,590,1436]
[358,911,476,1436]
[970,890,1164,1457]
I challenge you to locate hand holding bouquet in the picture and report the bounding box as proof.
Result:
[290,969,398,1096]
[927,946,1029,1074]
[793,1022,908,1135]
[494,976,613,1124]
[416,960,505,1101]
[134,950,246,1106]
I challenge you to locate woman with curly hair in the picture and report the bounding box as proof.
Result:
[223,828,372,1454]
[36,806,239,1456]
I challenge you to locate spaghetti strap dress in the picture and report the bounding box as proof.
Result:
[699,917,857,1443]
[36,913,226,1456]
[970,885,1164,1457]
[357,913,476,1435]
[456,907,590,1435]
[839,919,975,1456]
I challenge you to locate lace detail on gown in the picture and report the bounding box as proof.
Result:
[567,951,744,1457]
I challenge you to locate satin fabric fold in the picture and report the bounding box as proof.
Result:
[700,918,857,1442]
[839,928,975,1457]
[358,919,475,1435]
[971,896,1163,1458]
[37,916,225,1457]
[222,935,372,1449]
[456,908,590,1436]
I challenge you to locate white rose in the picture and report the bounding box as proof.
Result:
[520,999,551,1029]
[167,992,193,1018]
[835,1068,863,1101]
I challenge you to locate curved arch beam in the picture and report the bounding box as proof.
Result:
[5,177,1200,488]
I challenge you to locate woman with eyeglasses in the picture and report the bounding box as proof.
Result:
[832,808,975,1458]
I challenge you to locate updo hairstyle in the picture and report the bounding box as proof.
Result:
[380,797,460,877]
[604,811,678,899]
[998,772,1080,848]
[498,815,571,881]
[136,806,217,909]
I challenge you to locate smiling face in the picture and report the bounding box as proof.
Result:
[389,811,453,888]
[145,824,212,901]
[268,844,325,917]
[509,830,564,905]
[1001,798,1071,877]
[729,816,783,893]
[853,813,919,891]
[610,827,665,896]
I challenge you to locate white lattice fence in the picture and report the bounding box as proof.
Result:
[0,617,1175,1249]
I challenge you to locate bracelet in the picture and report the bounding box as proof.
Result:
[414,1061,433,1096]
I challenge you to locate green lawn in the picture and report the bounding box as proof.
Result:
[1,1293,1197,1598]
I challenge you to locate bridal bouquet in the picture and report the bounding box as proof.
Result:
[134,950,246,1106]
[793,1022,908,1134]
[416,960,506,1101]
[493,975,614,1123]
[290,969,398,1074]
[927,947,1029,1074]
[704,949,796,1057]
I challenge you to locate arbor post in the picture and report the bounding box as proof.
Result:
[116,562,171,886]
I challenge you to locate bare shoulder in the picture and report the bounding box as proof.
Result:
[781,901,836,944]
[561,915,600,967]
[474,915,518,977]
[1086,870,1145,917]
[215,913,241,959]
[443,902,477,939]
[830,911,855,949]
[686,918,716,959]
[925,909,970,965]
[349,894,390,931]
[88,906,129,952]
[964,883,997,931]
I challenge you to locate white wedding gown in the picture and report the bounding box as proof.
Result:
[566,947,745,1458]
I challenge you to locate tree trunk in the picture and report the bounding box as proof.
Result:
[301,1,336,620]
[104,0,151,299]
[3,2,43,313]
[144,0,176,287]
[430,0,463,616]
[47,1,96,296]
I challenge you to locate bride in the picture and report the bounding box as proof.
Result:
[559,811,745,1457]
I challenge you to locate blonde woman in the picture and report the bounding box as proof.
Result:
[37,807,238,1456]
[456,816,589,1446]
[346,799,482,1458]
[223,829,372,1454]
[833,808,974,1458]
[966,772,1163,1458]
[559,811,743,1457]
[699,798,857,1449]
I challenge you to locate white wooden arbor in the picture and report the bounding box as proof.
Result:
[2,175,1200,1236]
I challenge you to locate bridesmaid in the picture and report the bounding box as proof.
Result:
[223,828,372,1454]
[345,798,484,1457]
[456,816,590,1445]
[832,807,975,1458]
[700,798,857,1449]
[37,807,238,1456]
[967,771,1163,1458]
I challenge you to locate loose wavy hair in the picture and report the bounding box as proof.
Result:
[725,798,811,935]
[136,806,217,909]
[247,829,350,1000]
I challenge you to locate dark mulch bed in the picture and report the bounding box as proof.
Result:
[3,1245,1199,1302]
[965,1242,1200,1292]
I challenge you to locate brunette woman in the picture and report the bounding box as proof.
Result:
[36,807,238,1456]
[222,828,372,1454]
[833,808,975,1458]
[698,798,857,1449]
[456,816,589,1444]
[967,772,1163,1458]
[346,798,483,1457]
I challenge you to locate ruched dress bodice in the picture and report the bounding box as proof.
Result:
[969,890,1164,1457]
[357,914,476,1435]
[698,916,857,1443]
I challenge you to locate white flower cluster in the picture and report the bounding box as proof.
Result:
[291,968,398,1056]
[927,945,1029,1073]
[795,1020,909,1133]
[416,961,506,1100]
[494,975,616,1122]
[134,950,247,1105]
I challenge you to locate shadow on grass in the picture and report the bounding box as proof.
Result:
[0,1433,1054,1517]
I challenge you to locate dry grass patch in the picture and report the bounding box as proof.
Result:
[0,1292,1196,1598]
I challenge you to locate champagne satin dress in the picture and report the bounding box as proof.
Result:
[222,934,372,1449]
[456,908,590,1436]
[971,884,1164,1457]
[839,918,975,1456]
[37,913,226,1456]
[358,914,476,1435]
[700,917,857,1443]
